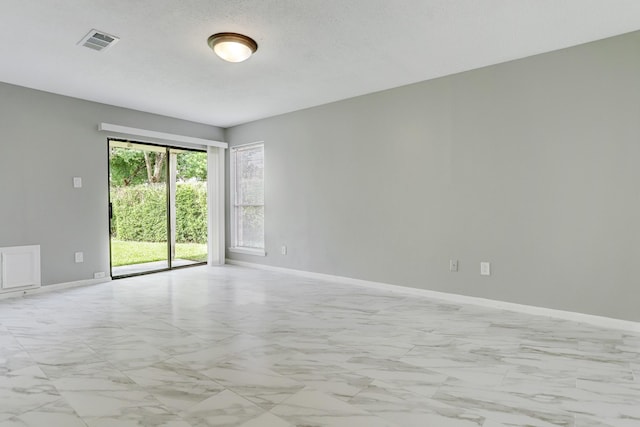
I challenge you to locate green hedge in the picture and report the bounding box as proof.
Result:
[111,183,207,243]
[175,183,208,243]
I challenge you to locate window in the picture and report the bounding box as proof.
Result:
[230,142,265,255]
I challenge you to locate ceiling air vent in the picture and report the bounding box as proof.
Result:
[78,29,119,52]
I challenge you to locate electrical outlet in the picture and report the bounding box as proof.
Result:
[94,272,105,279]
[75,252,84,263]
[480,262,491,276]
[449,259,458,272]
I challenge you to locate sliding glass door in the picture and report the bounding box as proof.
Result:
[108,140,207,277]
[170,149,208,267]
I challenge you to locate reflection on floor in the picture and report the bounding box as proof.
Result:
[0,265,638,426]
[112,258,203,276]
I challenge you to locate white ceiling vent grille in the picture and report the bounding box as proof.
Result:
[78,29,119,52]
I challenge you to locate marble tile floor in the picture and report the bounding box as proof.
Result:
[0,265,638,427]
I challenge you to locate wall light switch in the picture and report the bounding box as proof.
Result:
[480,261,491,276]
[73,177,82,188]
[281,245,287,255]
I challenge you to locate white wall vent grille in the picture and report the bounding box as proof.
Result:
[0,245,41,291]
[78,29,119,52]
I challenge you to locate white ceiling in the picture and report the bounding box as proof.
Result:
[1,1,640,128]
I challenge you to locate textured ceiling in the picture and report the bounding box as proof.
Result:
[1,1,640,128]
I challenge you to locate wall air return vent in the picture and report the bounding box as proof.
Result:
[78,29,119,52]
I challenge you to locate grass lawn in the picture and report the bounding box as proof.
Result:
[111,240,207,266]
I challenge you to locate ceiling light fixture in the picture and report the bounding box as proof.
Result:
[207,33,258,63]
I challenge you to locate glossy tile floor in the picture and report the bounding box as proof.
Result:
[1,265,639,427]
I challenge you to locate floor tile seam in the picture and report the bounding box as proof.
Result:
[390,341,419,360]
[376,402,487,427]
[53,397,92,427]
[177,387,266,421]
[623,361,637,383]
[82,339,172,366]
[52,369,152,396]
[58,382,188,420]
[407,389,492,423]
[2,411,89,427]
[77,408,193,426]
[143,399,202,426]
[118,362,180,391]
[344,376,379,404]
[347,373,445,407]
[2,395,69,420]
[186,329,242,343]
[474,403,578,427]
[74,415,100,427]
[195,368,252,395]
[153,317,210,337]
[2,330,31,358]
[221,382,305,410]
[50,352,177,394]
[496,365,512,388]
[166,383,232,414]
[430,386,566,415]
[13,344,65,374]
[269,386,387,421]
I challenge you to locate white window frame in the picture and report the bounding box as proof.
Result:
[229,142,265,256]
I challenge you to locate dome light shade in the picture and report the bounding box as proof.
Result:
[208,33,258,63]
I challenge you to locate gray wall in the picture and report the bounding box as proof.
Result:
[226,31,640,322]
[0,83,224,286]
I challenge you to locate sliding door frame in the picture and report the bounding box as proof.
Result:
[108,138,208,278]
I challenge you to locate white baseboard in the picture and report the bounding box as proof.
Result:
[0,277,111,300]
[226,259,640,333]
